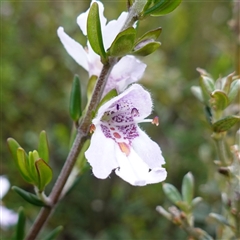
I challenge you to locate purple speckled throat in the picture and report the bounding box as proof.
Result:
[100,100,140,147]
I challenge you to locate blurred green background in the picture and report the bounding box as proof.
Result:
[1,0,237,239]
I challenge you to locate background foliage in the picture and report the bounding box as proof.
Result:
[1,0,236,239]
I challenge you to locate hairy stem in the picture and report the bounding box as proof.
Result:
[25,61,115,240]
[25,2,141,237]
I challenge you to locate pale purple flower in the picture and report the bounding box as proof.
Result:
[85,84,167,186]
[0,176,18,229]
[57,0,146,95]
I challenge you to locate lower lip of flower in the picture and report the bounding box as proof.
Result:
[118,142,130,156]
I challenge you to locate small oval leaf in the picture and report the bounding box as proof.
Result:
[144,0,182,17]
[12,186,46,207]
[210,90,229,111]
[35,159,53,191]
[87,2,106,61]
[181,172,194,205]
[228,79,240,103]
[213,115,240,133]
[136,27,162,43]
[132,41,161,56]
[163,183,182,204]
[14,207,26,240]
[108,27,136,57]
[17,148,33,184]
[38,130,50,163]
[69,75,82,122]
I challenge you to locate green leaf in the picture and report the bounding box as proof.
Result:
[7,138,25,169]
[96,89,118,112]
[191,86,204,103]
[210,90,229,111]
[35,159,53,191]
[108,27,136,57]
[199,75,215,104]
[228,79,240,103]
[87,75,98,101]
[69,75,82,122]
[163,183,182,204]
[14,207,26,240]
[156,206,172,220]
[191,197,203,208]
[209,213,234,228]
[28,151,39,184]
[136,27,162,43]
[12,186,46,207]
[132,41,161,56]
[213,115,240,133]
[16,148,33,183]
[42,226,63,240]
[143,0,182,17]
[87,2,107,62]
[38,131,50,163]
[181,172,194,205]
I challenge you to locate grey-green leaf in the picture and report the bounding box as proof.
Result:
[87,2,107,62]
[181,172,194,205]
[14,207,26,240]
[132,41,161,56]
[12,186,46,207]
[213,115,240,133]
[163,183,182,204]
[108,27,136,57]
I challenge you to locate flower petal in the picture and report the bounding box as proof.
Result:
[0,205,18,229]
[115,147,149,186]
[102,12,128,49]
[0,176,10,200]
[115,147,166,186]
[77,0,107,36]
[145,168,167,184]
[85,126,119,179]
[94,84,152,124]
[132,128,165,168]
[107,56,146,93]
[57,27,89,70]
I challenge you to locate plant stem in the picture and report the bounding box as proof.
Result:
[25,61,115,240]
[25,2,141,236]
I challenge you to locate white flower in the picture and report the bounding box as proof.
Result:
[57,0,146,96]
[0,176,18,229]
[85,84,167,186]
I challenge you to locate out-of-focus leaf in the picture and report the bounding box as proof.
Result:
[228,79,240,103]
[191,197,203,208]
[14,207,26,240]
[210,90,229,111]
[143,0,182,17]
[181,172,194,205]
[191,86,204,103]
[156,206,171,220]
[42,226,64,240]
[87,2,107,62]
[38,130,50,163]
[35,159,53,191]
[87,75,98,101]
[12,186,46,207]
[108,27,136,57]
[163,183,182,204]
[132,41,161,56]
[209,213,234,228]
[213,115,240,132]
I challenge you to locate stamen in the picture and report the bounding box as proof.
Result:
[152,116,159,126]
[118,142,130,156]
[90,124,96,133]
